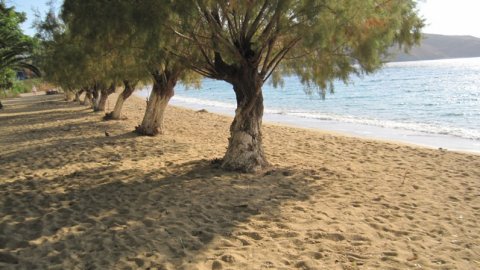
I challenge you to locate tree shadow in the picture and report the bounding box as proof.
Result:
[0,94,79,113]
[1,94,62,107]
[2,106,93,121]
[0,95,138,171]
[0,105,94,129]
[0,159,316,269]
[0,92,323,269]
[0,128,169,179]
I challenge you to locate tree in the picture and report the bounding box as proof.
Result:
[61,0,200,134]
[51,1,423,172]
[96,53,144,120]
[0,1,40,98]
[36,6,122,112]
[168,0,423,172]
[34,7,93,103]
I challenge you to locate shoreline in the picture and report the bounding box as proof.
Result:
[135,91,480,155]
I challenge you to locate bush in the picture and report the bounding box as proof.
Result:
[1,79,55,98]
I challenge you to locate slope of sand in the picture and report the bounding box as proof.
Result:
[0,92,479,270]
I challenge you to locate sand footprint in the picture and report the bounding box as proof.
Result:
[237,231,264,241]
[308,231,346,242]
[191,229,214,244]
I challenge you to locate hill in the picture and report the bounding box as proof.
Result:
[390,33,480,62]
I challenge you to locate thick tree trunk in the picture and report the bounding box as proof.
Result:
[94,83,115,112]
[136,89,170,135]
[105,80,136,120]
[135,72,177,136]
[221,69,269,172]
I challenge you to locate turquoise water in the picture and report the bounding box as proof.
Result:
[138,57,480,151]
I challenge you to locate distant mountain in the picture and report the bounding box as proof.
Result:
[390,33,480,62]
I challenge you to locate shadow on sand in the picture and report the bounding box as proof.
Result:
[0,92,320,269]
[1,158,316,269]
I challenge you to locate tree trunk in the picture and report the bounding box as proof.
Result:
[64,90,75,101]
[221,68,269,172]
[105,80,136,120]
[91,86,100,110]
[74,89,82,103]
[94,93,106,111]
[82,90,93,106]
[94,83,115,112]
[135,71,177,136]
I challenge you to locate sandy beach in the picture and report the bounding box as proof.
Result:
[1,92,479,269]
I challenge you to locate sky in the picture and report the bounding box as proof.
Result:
[6,0,480,38]
[417,0,480,38]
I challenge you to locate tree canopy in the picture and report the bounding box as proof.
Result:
[36,4,147,112]
[170,0,423,93]
[60,0,202,87]
[0,1,39,90]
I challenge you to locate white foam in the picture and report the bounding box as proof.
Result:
[171,95,283,114]
[283,111,480,140]
[172,96,236,110]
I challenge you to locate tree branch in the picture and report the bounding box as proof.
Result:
[264,38,301,81]
[245,0,270,41]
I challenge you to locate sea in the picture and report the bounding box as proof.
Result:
[137,57,480,153]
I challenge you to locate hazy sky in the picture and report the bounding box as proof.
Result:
[8,0,480,38]
[417,0,480,38]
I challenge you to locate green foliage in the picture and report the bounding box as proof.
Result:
[34,6,102,91]
[60,0,163,85]
[12,78,42,93]
[37,0,423,98]
[60,0,201,87]
[169,0,424,95]
[0,67,15,92]
[0,1,40,79]
[0,78,49,98]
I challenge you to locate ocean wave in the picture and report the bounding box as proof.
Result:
[282,111,480,140]
[172,96,236,110]
[171,96,284,114]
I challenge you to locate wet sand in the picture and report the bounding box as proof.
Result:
[0,92,479,269]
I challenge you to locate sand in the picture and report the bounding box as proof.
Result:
[0,92,479,270]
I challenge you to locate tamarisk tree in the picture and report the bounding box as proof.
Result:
[60,2,145,120]
[35,8,103,106]
[62,0,200,134]
[169,0,423,172]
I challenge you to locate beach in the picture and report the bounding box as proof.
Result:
[159,57,480,153]
[1,92,479,269]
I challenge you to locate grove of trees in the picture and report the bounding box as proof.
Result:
[34,0,424,172]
